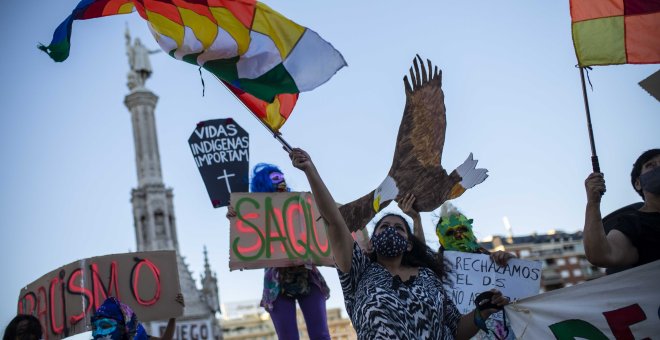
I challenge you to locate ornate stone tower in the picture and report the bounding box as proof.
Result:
[201,246,221,313]
[124,36,178,253]
[124,28,222,339]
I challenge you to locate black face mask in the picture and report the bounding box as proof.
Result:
[640,167,660,195]
[372,227,408,257]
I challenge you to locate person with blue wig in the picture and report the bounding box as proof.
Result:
[227,162,331,340]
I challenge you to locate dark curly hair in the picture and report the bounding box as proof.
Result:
[631,149,660,199]
[3,315,42,340]
[369,213,451,283]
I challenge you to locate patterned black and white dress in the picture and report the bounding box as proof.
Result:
[339,243,461,339]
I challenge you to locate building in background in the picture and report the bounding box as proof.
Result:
[124,29,222,340]
[221,301,356,340]
[480,230,605,291]
[298,308,356,340]
[221,301,275,340]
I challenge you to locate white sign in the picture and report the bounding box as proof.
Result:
[149,318,213,340]
[505,260,660,339]
[444,251,542,314]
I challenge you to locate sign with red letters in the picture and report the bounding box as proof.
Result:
[17,251,182,340]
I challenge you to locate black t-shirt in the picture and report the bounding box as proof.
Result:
[613,210,660,267]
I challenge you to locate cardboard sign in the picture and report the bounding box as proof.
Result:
[189,119,249,208]
[505,260,660,339]
[444,251,541,314]
[229,192,334,270]
[17,251,182,340]
[149,317,213,340]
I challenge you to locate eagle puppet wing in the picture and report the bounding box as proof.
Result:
[339,55,488,232]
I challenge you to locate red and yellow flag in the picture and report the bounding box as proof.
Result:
[570,0,660,67]
[40,0,346,132]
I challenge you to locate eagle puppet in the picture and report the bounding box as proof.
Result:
[339,55,488,232]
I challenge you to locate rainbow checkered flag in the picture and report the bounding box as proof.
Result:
[40,0,346,132]
[569,0,660,173]
[570,0,660,67]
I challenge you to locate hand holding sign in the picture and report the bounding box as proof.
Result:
[226,205,237,219]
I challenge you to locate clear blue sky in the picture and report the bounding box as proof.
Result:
[1,0,658,328]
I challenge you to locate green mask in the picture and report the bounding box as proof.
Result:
[436,213,480,252]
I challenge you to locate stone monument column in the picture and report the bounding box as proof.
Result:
[124,28,176,252]
[123,30,222,338]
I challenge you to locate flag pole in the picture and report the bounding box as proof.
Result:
[217,80,294,153]
[579,67,600,173]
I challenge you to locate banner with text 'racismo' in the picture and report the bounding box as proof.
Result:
[17,251,182,340]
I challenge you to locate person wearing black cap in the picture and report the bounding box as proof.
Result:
[583,149,660,270]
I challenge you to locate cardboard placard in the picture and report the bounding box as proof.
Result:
[229,192,334,270]
[149,317,213,340]
[444,251,542,314]
[17,251,182,340]
[189,119,249,208]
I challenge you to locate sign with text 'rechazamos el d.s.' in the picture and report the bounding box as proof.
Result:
[17,251,182,340]
[229,192,334,270]
[189,119,249,208]
[149,317,214,340]
[444,251,541,314]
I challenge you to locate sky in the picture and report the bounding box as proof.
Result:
[1,0,658,330]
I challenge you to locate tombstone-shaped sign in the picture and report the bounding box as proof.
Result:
[189,119,249,208]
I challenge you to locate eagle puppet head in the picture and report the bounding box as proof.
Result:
[373,176,398,212]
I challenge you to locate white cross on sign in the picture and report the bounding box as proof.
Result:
[217,169,236,193]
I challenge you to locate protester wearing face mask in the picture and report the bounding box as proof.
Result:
[91,294,183,340]
[289,148,508,340]
[584,148,660,270]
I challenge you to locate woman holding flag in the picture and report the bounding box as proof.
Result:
[289,148,508,339]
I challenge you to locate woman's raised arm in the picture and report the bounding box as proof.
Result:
[290,148,355,272]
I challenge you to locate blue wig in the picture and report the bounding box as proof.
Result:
[250,163,290,193]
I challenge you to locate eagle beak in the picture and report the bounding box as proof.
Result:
[373,194,381,212]
[449,183,466,199]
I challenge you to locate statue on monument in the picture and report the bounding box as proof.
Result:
[125,26,159,91]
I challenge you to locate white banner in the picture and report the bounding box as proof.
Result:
[505,260,660,339]
[444,251,542,314]
[149,318,213,340]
